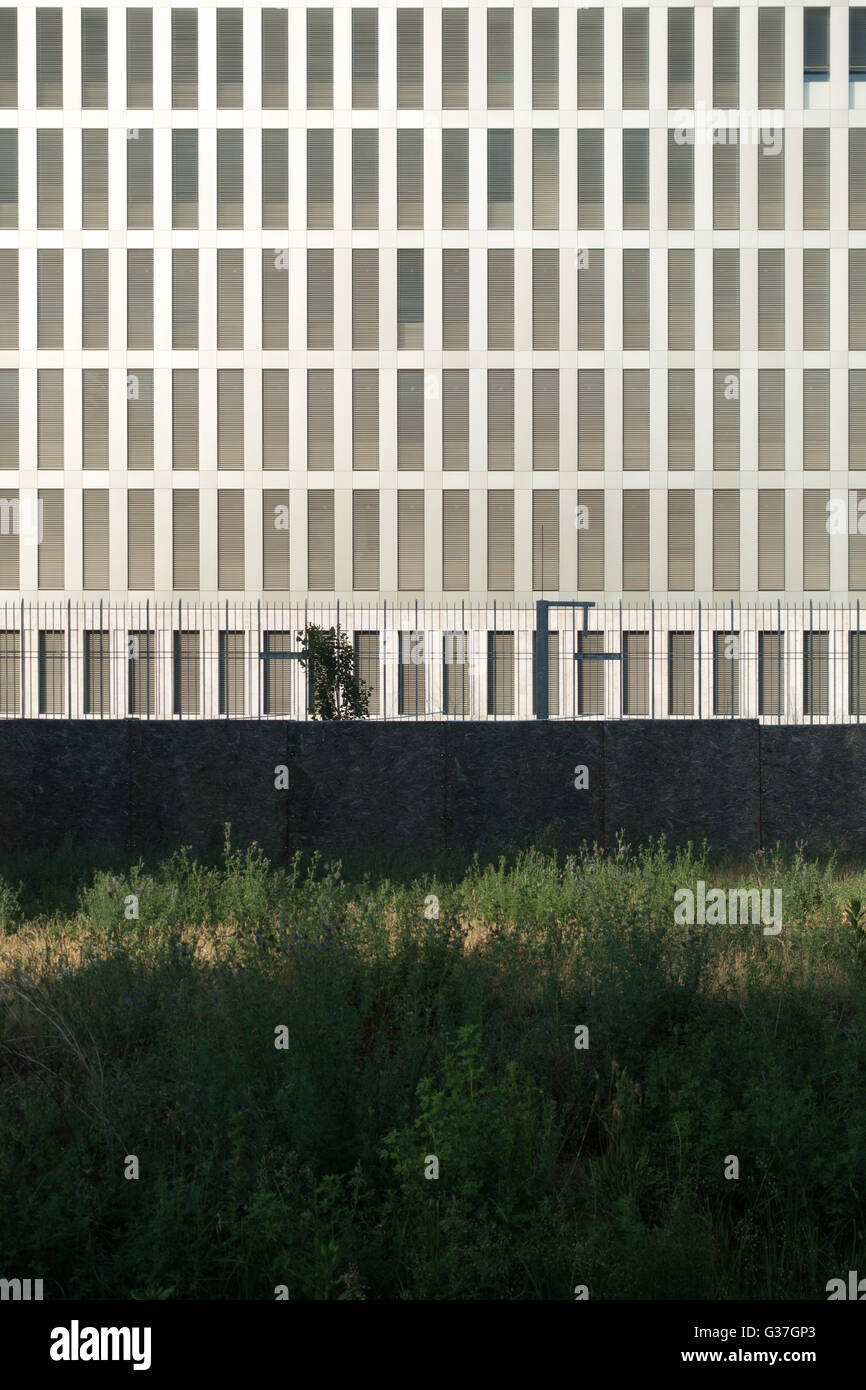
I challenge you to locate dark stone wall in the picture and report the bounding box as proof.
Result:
[0,719,859,859]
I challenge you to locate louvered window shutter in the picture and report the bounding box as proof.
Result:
[397,10,423,108]
[38,630,64,713]
[849,250,866,349]
[532,249,559,350]
[668,632,694,714]
[0,10,17,109]
[532,370,559,471]
[487,130,514,229]
[713,250,740,349]
[622,249,649,349]
[82,368,108,468]
[217,631,245,716]
[803,630,828,717]
[713,369,740,468]
[443,490,469,591]
[307,249,334,350]
[82,249,108,349]
[128,490,154,590]
[442,130,469,229]
[82,130,108,228]
[37,248,63,349]
[262,490,290,590]
[81,629,110,707]
[803,368,830,469]
[577,370,604,469]
[262,249,289,350]
[172,130,198,229]
[850,371,866,466]
[758,8,785,108]
[398,629,426,714]
[532,490,559,591]
[172,248,198,349]
[442,249,468,349]
[668,249,694,349]
[532,9,558,109]
[668,370,695,470]
[487,370,514,470]
[262,130,288,228]
[712,8,738,107]
[37,129,63,228]
[668,131,694,230]
[36,9,63,108]
[172,370,198,470]
[82,489,109,589]
[216,9,243,108]
[578,249,604,349]
[352,129,378,229]
[487,249,514,349]
[38,490,64,588]
[397,491,424,589]
[216,130,243,229]
[353,491,379,590]
[171,9,198,109]
[307,490,335,590]
[37,369,63,468]
[622,371,649,470]
[667,9,693,110]
[172,490,199,589]
[850,130,866,230]
[577,9,603,109]
[713,141,739,230]
[307,371,334,470]
[262,9,288,109]
[758,130,784,229]
[758,490,785,591]
[217,371,244,470]
[307,129,333,230]
[397,370,424,470]
[397,249,423,348]
[126,8,152,108]
[622,9,648,108]
[667,490,694,591]
[577,130,603,229]
[397,129,423,229]
[758,370,785,469]
[576,489,604,589]
[262,370,289,469]
[487,631,514,715]
[442,9,468,108]
[352,9,378,109]
[803,128,830,229]
[352,370,379,470]
[442,370,469,471]
[622,490,649,590]
[622,130,649,229]
[713,490,740,590]
[173,631,200,715]
[217,491,244,588]
[352,249,378,350]
[0,251,17,349]
[803,249,829,350]
[354,632,380,715]
[487,9,513,109]
[532,130,558,230]
[127,128,153,229]
[487,490,514,591]
[127,367,154,470]
[217,249,243,349]
[622,631,649,714]
[81,8,107,108]
[0,372,18,468]
[803,490,830,590]
[850,490,866,588]
[306,10,332,108]
[0,131,16,230]
[758,249,785,349]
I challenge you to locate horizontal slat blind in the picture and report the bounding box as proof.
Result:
[36,9,63,108]
[803,128,830,229]
[487,370,514,470]
[37,248,63,349]
[487,248,513,349]
[758,130,784,229]
[262,129,288,228]
[851,129,866,230]
[82,129,108,228]
[38,490,64,588]
[668,249,694,349]
[803,489,830,590]
[307,370,334,470]
[576,489,604,589]
[622,129,649,229]
[622,249,649,349]
[173,631,199,715]
[127,128,153,229]
[0,10,17,109]
[352,248,379,350]
[172,129,198,229]
[712,7,738,107]
[713,141,739,229]
[850,491,866,589]
[668,631,694,714]
[622,489,649,590]
[532,369,559,471]
[577,249,604,349]
[397,10,423,108]
[713,250,739,349]
[262,249,289,350]
[307,490,335,590]
[217,129,243,228]
[758,369,785,469]
[217,491,244,589]
[622,371,649,469]
[307,249,334,350]
[622,8,648,109]
[668,370,695,470]
[126,8,152,108]
[262,9,288,109]
[0,372,18,467]
[354,631,380,716]
[82,489,109,590]
[487,490,514,590]
[487,130,513,228]
[803,249,829,350]
[307,10,332,108]
[758,249,785,349]
[532,9,558,109]
[172,490,199,589]
[81,8,108,108]
[397,490,424,590]
[577,369,604,468]
[758,490,785,591]
[532,249,559,349]
[622,630,649,714]
[216,9,243,109]
[262,370,289,469]
[713,489,740,590]
[352,369,379,470]
[532,490,558,591]
[487,631,514,715]
[851,371,866,467]
[173,248,198,349]
[532,129,558,230]
[172,370,198,469]
[127,367,154,470]
[667,8,693,110]
[353,491,379,590]
[262,490,290,590]
[217,370,244,470]
[442,9,468,108]
[803,368,830,469]
[82,249,108,349]
[668,130,693,230]
[307,129,333,229]
[487,9,513,109]
[577,9,603,109]
[442,490,469,591]
[667,490,694,590]
[37,369,63,468]
[82,368,108,468]
[352,129,378,228]
[442,129,469,229]
[849,250,866,349]
[442,249,468,349]
[128,490,154,590]
[398,629,426,714]
[397,370,424,470]
[713,370,740,468]
[758,8,785,108]
[0,131,16,230]
[0,250,17,348]
[171,9,198,109]
[397,248,423,348]
[397,129,423,229]
[577,129,603,229]
[352,9,378,109]
[37,129,63,228]
[442,370,469,471]
[217,249,243,349]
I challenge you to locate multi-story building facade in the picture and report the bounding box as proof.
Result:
[1,3,866,720]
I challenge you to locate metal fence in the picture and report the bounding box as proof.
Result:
[1,599,866,723]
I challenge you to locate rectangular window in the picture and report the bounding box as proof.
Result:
[352,248,378,350]
[262,9,288,108]
[623,249,649,350]
[307,129,333,230]
[397,491,424,590]
[82,369,108,468]
[37,249,63,349]
[803,632,829,717]
[622,8,648,109]
[851,130,866,228]
[668,130,694,230]
[443,490,469,591]
[172,490,199,589]
[262,371,289,469]
[622,490,649,590]
[577,10,603,109]
[577,130,603,229]
[262,493,290,591]
[532,370,559,471]
[173,631,200,716]
[622,130,649,229]
[352,370,379,470]
[758,631,785,718]
[668,490,694,590]
[38,491,64,589]
[532,8,558,109]
[352,129,378,229]
[803,489,830,590]
[0,631,21,713]
[37,370,63,468]
[262,130,288,228]
[668,370,695,471]
[397,249,423,349]
[851,250,866,349]
[487,490,514,590]
[576,490,604,589]
[758,9,785,108]
[532,490,559,591]
[578,249,604,349]
[487,631,514,715]
[172,249,198,349]
[487,370,514,470]
[397,370,424,470]
[82,249,108,349]
[804,8,830,77]
[355,631,380,715]
[758,369,785,469]
[713,629,740,715]
[487,9,513,109]
[444,631,469,717]
[37,129,63,228]
[713,370,740,469]
[577,371,604,469]
[127,8,153,108]
[128,630,155,717]
[216,9,243,108]
[850,372,866,467]
[82,129,108,228]
[850,631,866,714]
[217,371,244,470]
[487,248,514,350]
[307,250,334,350]
[442,9,468,108]
[713,141,739,229]
[308,490,335,590]
[442,129,469,229]
[307,371,334,472]
[713,490,740,590]
[81,8,108,108]
[668,249,694,349]
[128,491,154,591]
[127,250,153,351]
[127,128,153,229]
[0,374,18,468]
[82,490,109,590]
[217,129,243,228]
[758,249,785,349]
[668,632,694,715]
[712,8,739,108]
[533,249,559,350]
[803,249,830,349]
[353,491,380,591]
[0,10,17,109]
[0,131,16,230]
[38,631,65,714]
[758,129,785,228]
[398,630,426,715]
[668,8,694,110]
[352,9,378,109]
[217,492,244,589]
[262,631,292,714]
[803,368,830,469]
[36,9,63,108]
[262,249,289,351]
[577,631,604,715]
[622,370,649,470]
[397,129,423,229]
[442,370,469,471]
[397,10,423,108]
[127,368,154,470]
[172,130,198,229]
[713,250,740,349]
[443,249,468,350]
[172,370,198,470]
[622,632,649,715]
[488,130,514,229]
[171,9,198,108]
[532,130,558,230]
[804,128,830,228]
[758,489,785,590]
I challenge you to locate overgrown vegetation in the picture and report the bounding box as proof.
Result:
[1,832,865,1300]
[296,623,370,720]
